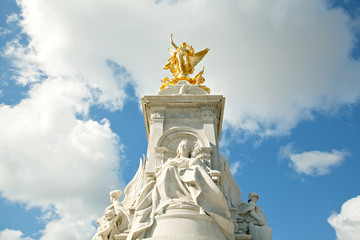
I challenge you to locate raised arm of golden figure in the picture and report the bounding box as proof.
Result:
[169,33,178,50]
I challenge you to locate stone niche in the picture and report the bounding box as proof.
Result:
[154,127,213,169]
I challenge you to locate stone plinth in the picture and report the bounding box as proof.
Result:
[146,208,227,240]
[235,234,252,240]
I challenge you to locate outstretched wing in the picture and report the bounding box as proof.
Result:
[168,48,176,55]
[122,155,147,210]
[189,48,209,68]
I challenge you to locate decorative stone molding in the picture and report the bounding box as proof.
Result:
[141,95,225,142]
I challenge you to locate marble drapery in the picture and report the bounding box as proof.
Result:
[127,140,234,240]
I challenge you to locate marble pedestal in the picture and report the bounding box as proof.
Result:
[145,208,227,240]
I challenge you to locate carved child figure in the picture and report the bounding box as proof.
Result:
[93,210,118,240]
[92,190,130,240]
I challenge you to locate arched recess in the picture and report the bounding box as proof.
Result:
[154,127,212,167]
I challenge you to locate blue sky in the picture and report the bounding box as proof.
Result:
[0,0,359,240]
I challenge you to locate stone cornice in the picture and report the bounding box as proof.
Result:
[141,95,225,142]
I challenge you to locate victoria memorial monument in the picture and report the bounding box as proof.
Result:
[92,34,272,240]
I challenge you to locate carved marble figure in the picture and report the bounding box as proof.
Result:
[238,193,272,240]
[125,139,234,239]
[93,190,130,240]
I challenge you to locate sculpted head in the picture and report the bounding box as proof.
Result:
[248,192,259,203]
[104,209,116,220]
[110,190,122,203]
[177,139,191,158]
[180,42,187,49]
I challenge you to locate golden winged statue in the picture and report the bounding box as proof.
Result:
[160,33,210,93]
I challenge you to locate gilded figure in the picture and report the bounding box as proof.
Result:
[160,34,210,93]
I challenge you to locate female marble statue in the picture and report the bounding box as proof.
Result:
[238,193,272,240]
[92,190,130,240]
[127,139,234,240]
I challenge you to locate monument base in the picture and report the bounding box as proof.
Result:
[235,233,252,240]
[145,208,228,240]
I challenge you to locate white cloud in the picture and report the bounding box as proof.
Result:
[0,77,124,239]
[1,0,360,239]
[4,0,359,136]
[279,143,348,175]
[0,27,11,36]
[328,195,360,240]
[230,161,241,175]
[6,13,20,24]
[0,229,34,240]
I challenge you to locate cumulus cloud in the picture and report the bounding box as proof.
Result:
[0,229,34,240]
[279,143,348,175]
[0,77,124,239]
[1,0,360,239]
[328,195,360,240]
[5,0,360,136]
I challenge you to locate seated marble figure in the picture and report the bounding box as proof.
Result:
[238,192,272,240]
[126,139,234,240]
